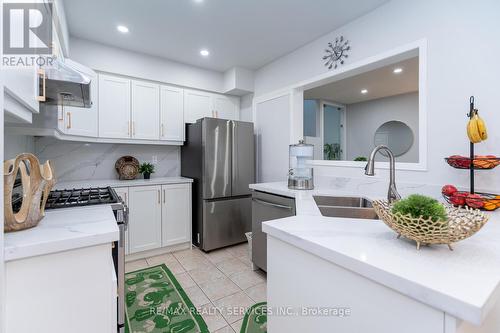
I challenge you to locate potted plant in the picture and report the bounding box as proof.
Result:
[139,162,155,179]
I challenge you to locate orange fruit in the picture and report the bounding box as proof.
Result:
[484,202,497,211]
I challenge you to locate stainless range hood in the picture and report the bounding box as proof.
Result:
[42,58,93,108]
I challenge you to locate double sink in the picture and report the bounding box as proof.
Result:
[313,196,379,220]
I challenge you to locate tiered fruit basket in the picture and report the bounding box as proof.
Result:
[445,156,500,170]
[443,96,500,211]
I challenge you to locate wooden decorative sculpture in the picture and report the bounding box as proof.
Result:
[4,153,55,232]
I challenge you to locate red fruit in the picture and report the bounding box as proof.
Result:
[465,194,484,209]
[450,192,467,206]
[442,185,458,197]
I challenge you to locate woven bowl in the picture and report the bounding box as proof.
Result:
[115,156,139,180]
[372,200,489,250]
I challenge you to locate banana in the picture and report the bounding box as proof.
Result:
[476,114,488,140]
[467,115,482,143]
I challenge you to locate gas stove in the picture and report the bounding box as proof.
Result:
[45,186,119,209]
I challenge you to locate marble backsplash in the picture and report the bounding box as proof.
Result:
[35,137,180,182]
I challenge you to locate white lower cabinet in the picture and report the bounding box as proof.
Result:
[161,184,191,247]
[116,183,191,256]
[128,185,162,254]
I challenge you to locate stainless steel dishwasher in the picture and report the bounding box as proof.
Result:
[252,190,296,271]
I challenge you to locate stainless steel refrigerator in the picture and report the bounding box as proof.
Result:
[181,117,254,251]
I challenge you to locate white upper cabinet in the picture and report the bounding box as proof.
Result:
[131,80,160,140]
[160,85,185,141]
[59,68,98,137]
[98,74,131,139]
[184,90,240,123]
[18,69,238,144]
[213,94,240,120]
[184,89,213,123]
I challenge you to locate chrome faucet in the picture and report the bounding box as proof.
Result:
[364,145,401,203]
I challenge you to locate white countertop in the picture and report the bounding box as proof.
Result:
[251,177,500,325]
[4,205,119,262]
[54,176,193,189]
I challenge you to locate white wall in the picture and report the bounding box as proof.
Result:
[240,94,254,122]
[69,37,226,93]
[346,92,418,162]
[253,0,500,191]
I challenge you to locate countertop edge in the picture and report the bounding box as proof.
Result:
[249,183,297,198]
[4,205,120,262]
[262,219,484,325]
[54,177,193,189]
[4,229,119,262]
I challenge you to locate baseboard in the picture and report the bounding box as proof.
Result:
[125,242,192,262]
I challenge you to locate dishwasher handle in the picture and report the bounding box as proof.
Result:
[252,198,293,210]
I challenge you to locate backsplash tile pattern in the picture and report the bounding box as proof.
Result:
[35,137,180,182]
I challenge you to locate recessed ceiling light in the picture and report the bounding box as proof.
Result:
[200,49,210,57]
[117,25,129,33]
[393,67,403,74]
[193,0,204,3]
[361,89,368,94]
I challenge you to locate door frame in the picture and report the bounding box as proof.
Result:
[320,100,346,161]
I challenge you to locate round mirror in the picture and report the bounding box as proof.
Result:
[373,121,414,157]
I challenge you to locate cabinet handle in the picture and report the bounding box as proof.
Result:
[215,110,218,118]
[132,121,136,136]
[158,190,160,204]
[163,189,165,203]
[124,192,127,203]
[161,123,164,137]
[37,69,46,102]
[128,121,130,136]
[66,112,71,129]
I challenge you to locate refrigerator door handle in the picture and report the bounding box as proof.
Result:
[231,120,236,196]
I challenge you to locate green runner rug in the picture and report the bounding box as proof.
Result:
[240,302,267,333]
[125,264,209,333]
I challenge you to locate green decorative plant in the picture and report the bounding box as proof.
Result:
[139,162,155,179]
[392,194,448,222]
[354,156,367,161]
[324,143,341,160]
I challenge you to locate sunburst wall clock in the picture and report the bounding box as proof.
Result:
[323,36,350,70]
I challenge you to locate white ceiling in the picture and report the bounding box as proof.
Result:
[63,0,389,72]
[304,57,419,104]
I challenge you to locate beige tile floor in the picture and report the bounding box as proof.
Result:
[126,242,267,333]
